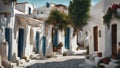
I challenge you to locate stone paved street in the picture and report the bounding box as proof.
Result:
[25,56,85,68]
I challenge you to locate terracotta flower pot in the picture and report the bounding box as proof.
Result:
[102,58,110,64]
[112,55,118,59]
[99,65,104,68]
[53,47,57,52]
[57,42,63,50]
[97,52,102,57]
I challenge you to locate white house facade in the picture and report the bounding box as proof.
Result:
[78,0,120,67]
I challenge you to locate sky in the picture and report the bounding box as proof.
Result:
[17,0,100,8]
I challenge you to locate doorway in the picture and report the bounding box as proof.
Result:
[53,29,58,47]
[52,28,58,52]
[93,26,98,51]
[5,28,12,61]
[111,24,117,56]
[18,28,24,59]
[42,36,46,56]
[35,32,39,53]
[65,27,70,49]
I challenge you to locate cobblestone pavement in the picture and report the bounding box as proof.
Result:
[25,56,85,68]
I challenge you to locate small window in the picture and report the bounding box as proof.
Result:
[46,2,49,8]
[41,12,43,14]
[37,11,39,14]
[28,7,31,14]
[99,30,101,37]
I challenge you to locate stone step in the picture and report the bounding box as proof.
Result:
[0,65,4,68]
[99,62,119,68]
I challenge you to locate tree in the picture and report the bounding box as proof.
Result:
[68,0,91,35]
[46,10,68,31]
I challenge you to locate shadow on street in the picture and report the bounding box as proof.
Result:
[26,58,85,68]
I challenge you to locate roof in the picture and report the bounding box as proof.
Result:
[15,9,24,14]
[16,2,28,4]
[15,14,43,27]
[55,4,68,9]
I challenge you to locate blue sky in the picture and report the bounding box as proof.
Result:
[17,0,100,8]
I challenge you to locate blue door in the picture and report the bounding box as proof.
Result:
[18,28,24,59]
[42,36,46,56]
[53,29,58,47]
[5,28,12,61]
[35,32,39,53]
[65,28,70,49]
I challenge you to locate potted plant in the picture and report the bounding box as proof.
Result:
[112,55,119,59]
[97,52,102,57]
[57,42,63,49]
[102,57,110,64]
[57,42,63,54]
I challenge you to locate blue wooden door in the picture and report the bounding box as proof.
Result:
[42,36,46,56]
[35,32,39,53]
[18,28,24,59]
[65,28,70,49]
[5,28,12,61]
[53,29,58,47]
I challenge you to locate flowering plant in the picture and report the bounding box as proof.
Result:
[103,3,120,25]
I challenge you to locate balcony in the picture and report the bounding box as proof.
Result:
[0,4,12,14]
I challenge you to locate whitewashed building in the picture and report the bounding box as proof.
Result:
[15,2,34,15]
[33,2,78,56]
[0,0,16,62]
[103,0,120,59]
[81,0,120,59]
[0,1,45,68]
[33,2,55,21]
[15,2,44,59]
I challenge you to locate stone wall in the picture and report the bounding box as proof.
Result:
[0,42,8,61]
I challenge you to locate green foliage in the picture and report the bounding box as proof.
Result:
[103,8,113,25]
[68,0,91,35]
[46,10,68,31]
[103,7,120,25]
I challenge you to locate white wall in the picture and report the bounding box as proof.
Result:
[103,0,120,57]
[24,26,33,58]
[108,19,120,55]
[70,27,78,51]
[82,0,107,57]
[83,0,120,57]
[15,2,34,15]
[44,25,53,57]
[33,6,52,20]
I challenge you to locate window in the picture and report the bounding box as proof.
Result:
[46,2,49,8]
[41,12,43,14]
[28,7,31,14]
[99,30,101,37]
